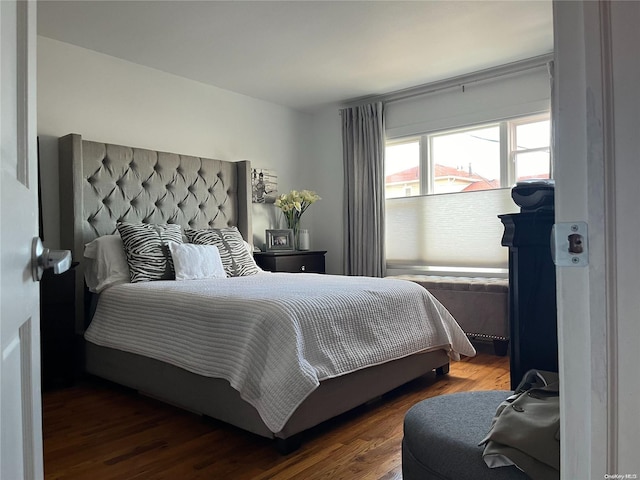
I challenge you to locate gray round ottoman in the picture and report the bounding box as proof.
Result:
[402,390,530,480]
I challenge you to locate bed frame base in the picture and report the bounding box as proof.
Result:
[84,342,450,451]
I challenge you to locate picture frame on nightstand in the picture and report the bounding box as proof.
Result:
[265,229,295,251]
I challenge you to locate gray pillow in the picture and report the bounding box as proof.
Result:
[117,222,183,283]
[185,227,260,277]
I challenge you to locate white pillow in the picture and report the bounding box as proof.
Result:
[168,242,227,281]
[84,234,131,293]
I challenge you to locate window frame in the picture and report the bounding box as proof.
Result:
[385,112,551,198]
[384,137,422,199]
[508,112,552,182]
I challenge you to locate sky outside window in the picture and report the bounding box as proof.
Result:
[431,126,500,181]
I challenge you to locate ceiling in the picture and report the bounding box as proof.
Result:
[37,1,554,113]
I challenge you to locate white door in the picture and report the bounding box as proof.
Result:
[1,1,43,479]
[554,0,640,477]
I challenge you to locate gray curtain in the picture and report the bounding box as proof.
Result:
[341,102,386,277]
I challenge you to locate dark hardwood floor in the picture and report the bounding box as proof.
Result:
[42,343,509,479]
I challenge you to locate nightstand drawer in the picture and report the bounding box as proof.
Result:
[272,254,325,273]
[254,250,326,274]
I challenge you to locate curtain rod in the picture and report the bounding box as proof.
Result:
[343,53,554,108]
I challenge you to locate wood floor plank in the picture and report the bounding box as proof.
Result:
[43,343,509,479]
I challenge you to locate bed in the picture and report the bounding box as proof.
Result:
[58,133,476,452]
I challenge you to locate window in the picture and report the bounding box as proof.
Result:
[385,113,550,198]
[385,112,551,275]
[511,116,552,182]
[385,140,420,199]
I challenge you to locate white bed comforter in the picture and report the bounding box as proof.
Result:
[85,272,476,432]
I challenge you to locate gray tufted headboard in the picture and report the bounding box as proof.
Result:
[58,133,252,332]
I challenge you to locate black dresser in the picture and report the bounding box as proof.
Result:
[499,212,558,389]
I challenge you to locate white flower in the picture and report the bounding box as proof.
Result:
[274,189,321,229]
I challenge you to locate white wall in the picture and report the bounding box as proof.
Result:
[37,37,312,250]
[305,106,344,274]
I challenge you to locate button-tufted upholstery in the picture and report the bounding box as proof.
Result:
[58,133,252,331]
[396,275,509,294]
[81,141,239,238]
[390,275,509,355]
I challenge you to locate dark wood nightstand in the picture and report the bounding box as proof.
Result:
[40,263,77,390]
[254,250,327,273]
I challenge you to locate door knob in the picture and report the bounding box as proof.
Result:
[31,237,72,281]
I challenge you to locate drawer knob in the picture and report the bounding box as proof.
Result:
[301,265,306,271]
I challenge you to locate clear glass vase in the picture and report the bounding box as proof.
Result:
[288,220,300,250]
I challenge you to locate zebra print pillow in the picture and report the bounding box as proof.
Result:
[184,227,260,277]
[117,222,183,283]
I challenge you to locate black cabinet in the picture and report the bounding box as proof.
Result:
[40,265,76,390]
[254,250,327,273]
[499,212,558,389]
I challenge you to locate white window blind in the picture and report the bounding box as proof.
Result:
[385,188,518,270]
